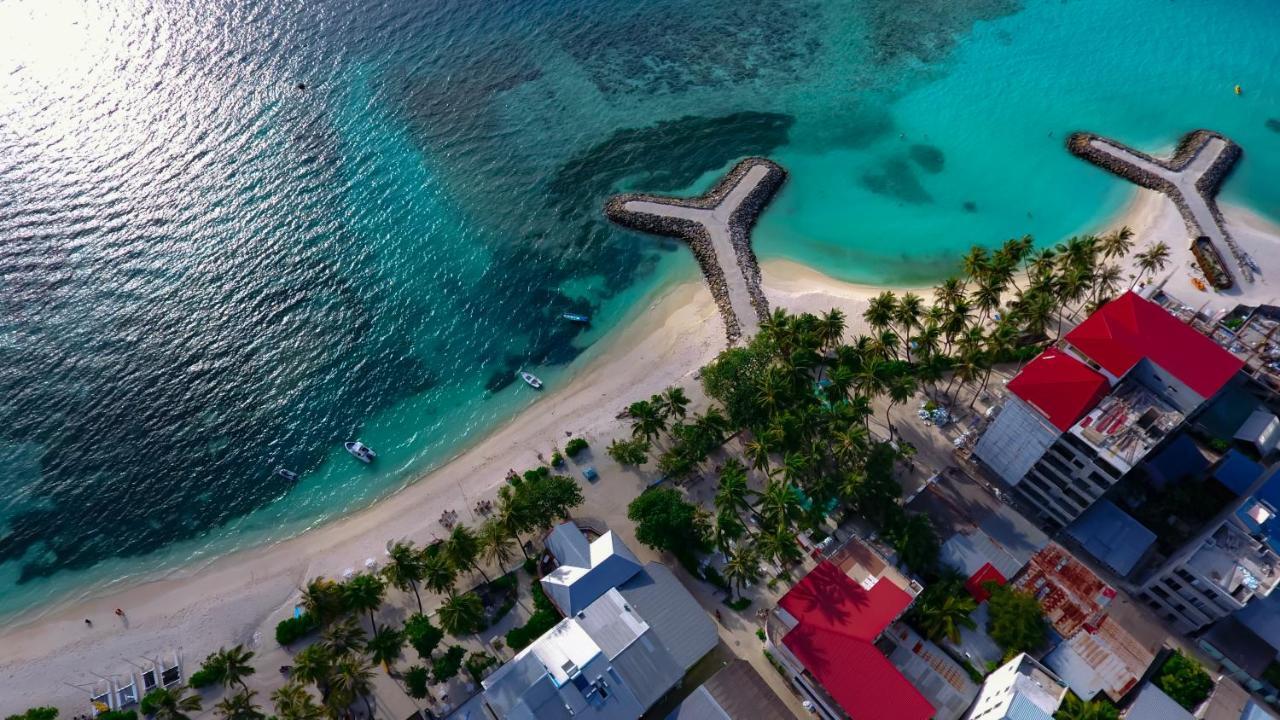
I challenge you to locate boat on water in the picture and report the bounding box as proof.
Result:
[276,467,299,482]
[561,312,590,324]
[344,441,377,463]
[520,371,543,390]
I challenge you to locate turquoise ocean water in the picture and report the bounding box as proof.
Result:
[0,0,1278,618]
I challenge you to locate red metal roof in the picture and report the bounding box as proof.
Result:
[965,562,1007,603]
[1007,348,1111,431]
[1012,543,1113,637]
[1064,292,1242,398]
[779,561,934,720]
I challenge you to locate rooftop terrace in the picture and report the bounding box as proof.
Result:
[1069,378,1183,472]
[1185,519,1280,604]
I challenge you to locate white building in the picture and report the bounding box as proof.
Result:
[964,653,1068,720]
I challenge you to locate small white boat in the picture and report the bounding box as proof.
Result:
[344,441,377,463]
[520,371,543,390]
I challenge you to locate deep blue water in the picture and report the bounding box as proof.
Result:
[1,0,1278,616]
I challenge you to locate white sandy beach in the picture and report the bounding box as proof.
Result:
[2,188,1277,715]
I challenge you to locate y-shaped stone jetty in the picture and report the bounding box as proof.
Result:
[1067,129,1248,287]
[603,158,786,345]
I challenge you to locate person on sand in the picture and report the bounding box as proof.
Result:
[114,608,124,618]
[84,619,92,627]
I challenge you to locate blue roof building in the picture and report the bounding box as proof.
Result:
[1064,500,1156,577]
[542,523,644,616]
[1143,433,1210,489]
[1215,449,1266,496]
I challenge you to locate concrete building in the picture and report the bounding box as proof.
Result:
[1042,613,1156,703]
[974,293,1243,531]
[766,537,930,720]
[883,622,979,720]
[964,653,1069,720]
[1139,468,1280,634]
[466,527,717,719]
[1124,683,1193,720]
[1013,543,1116,639]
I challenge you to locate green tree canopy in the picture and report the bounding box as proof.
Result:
[1153,651,1213,711]
[627,487,708,555]
[985,583,1047,660]
[1054,692,1119,720]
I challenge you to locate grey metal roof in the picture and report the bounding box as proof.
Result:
[575,589,647,658]
[690,659,800,720]
[1126,683,1194,720]
[1003,694,1055,720]
[541,528,644,616]
[611,632,683,709]
[1203,616,1277,678]
[546,522,591,568]
[1064,499,1156,576]
[667,687,731,720]
[480,652,554,717]
[618,562,718,671]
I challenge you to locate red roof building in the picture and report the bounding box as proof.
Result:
[777,561,934,720]
[1065,292,1242,399]
[1007,349,1112,431]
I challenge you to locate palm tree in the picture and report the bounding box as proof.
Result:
[818,308,847,350]
[205,644,256,691]
[365,626,405,672]
[478,518,517,576]
[342,573,386,631]
[722,546,762,600]
[1132,241,1171,288]
[971,277,1005,327]
[716,459,755,518]
[214,690,265,720]
[271,682,325,720]
[960,246,989,282]
[933,276,965,308]
[1092,263,1124,307]
[757,478,802,532]
[885,374,918,440]
[328,655,376,718]
[290,644,334,696]
[894,292,925,361]
[437,591,485,637]
[299,577,344,626]
[322,616,367,657]
[495,490,532,560]
[383,540,427,613]
[831,424,868,470]
[144,687,202,720]
[1099,225,1134,260]
[660,386,691,421]
[627,399,666,442]
[756,523,803,568]
[863,291,898,333]
[742,438,771,476]
[713,507,746,556]
[421,547,457,596]
[915,592,977,643]
[444,523,489,582]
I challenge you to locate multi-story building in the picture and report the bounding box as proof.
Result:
[964,653,1069,720]
[1140,467,1280,634]
[974,292,1244,531]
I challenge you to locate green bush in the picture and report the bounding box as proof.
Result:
[506,585,560,650]
[187,667,219,689]
[96,712,137,720]
[404,613,445,660]
[432,645,467,683]
[755,628,766,641]
[404,666,431,700]
[465,652,498,683]
[550,451,565,467]
[1154,651,1213,711]
[523,557,538,576]
[565,438,589,458]
[140,691,164,716]
[5,708,57,720]
[724,597,751,611]
[606,437,649,466]
[275,613,319,646]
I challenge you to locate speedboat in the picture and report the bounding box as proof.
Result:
[345,441,377,463]
[276,467,300,482]
[520,371,543,390]
[561,312,590,324]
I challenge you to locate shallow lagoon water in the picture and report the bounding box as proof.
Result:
[0,0,1278,617]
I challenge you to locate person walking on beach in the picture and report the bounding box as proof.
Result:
[84,618,92,627]
[114,608,124,618]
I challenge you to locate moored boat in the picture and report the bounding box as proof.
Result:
[344,441,377,463]
[520,371,543,389]
[276,467,299,482]
[561,312,590,324]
